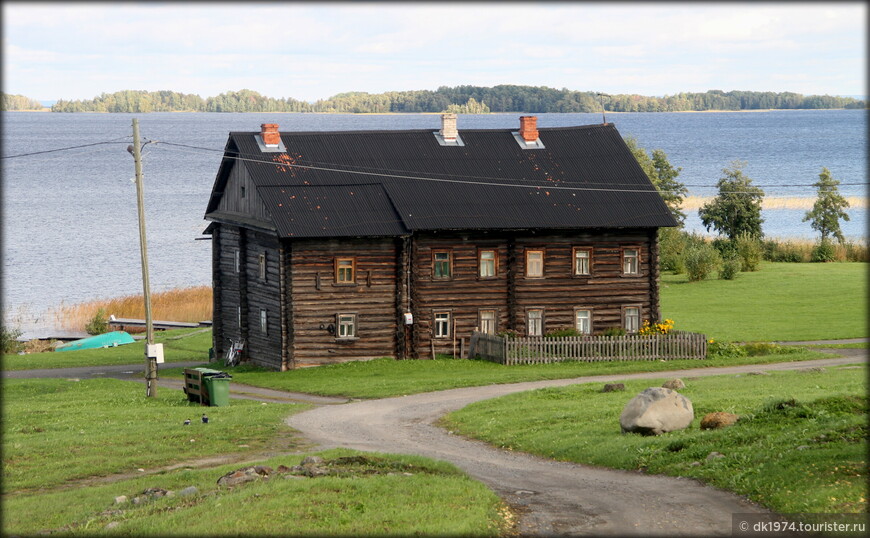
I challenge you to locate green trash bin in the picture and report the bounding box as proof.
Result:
[195,368,232,407]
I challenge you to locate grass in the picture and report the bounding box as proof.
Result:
[208,349,828,399]
[444,364,867,515]
[52,286,212,333]
[2,378,302,493]
[661,262,868,341]
[2,378,507,536]
[2,449,508,537]
[2,328,212,371]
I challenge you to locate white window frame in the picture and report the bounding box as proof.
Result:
[434,312,451,338]
[479,309,497,335]
[260,308,267,335]
[337,313,357,339]
[623,248,640,275]
[573,248,591,276]
[624,306,641,334]
[526,249,544,278]
[574,309,592,335]
[479,249,497,278]
[527,309,543,337]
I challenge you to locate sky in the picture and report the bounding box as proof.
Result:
[2,2,866,103]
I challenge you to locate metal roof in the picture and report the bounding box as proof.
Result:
[206,122,678,237]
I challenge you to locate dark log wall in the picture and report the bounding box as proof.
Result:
[214,225,242,357]
[288,237,399,366]
[243,229,284,369]
[411,232,510,358]
[409,229,657,358]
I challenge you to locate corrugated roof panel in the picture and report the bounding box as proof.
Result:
[217,123,677,237]
[258,184,408,237]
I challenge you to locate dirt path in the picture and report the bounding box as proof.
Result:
[287,355,866,536]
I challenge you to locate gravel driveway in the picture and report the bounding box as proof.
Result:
[287,354,866,535]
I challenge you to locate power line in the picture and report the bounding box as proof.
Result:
[1,137,131,159]
[154,140,869,195]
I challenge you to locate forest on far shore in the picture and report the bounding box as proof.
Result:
[3,86,866,113]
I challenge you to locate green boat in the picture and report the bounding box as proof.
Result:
[56,331,137,352]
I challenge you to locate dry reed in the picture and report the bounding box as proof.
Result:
[53,286,213,333]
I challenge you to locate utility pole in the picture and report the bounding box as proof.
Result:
[129,118,157,397]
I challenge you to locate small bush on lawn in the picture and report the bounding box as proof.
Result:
[1,326,23,353]
[811,239,837,263]
[707,339,747,358]
[735,232,763,271]
[84,308,108,335]
[685,243,722,281]
[719,256,741,280]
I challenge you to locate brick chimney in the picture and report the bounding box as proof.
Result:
[440,113,458,141]
[260,123,280,146]
[519,116,539,142]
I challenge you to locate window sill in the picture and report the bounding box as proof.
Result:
[335,337,359,343]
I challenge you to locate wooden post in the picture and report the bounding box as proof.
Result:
[130,119,156,398]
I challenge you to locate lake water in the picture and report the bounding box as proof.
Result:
[2,110,866,336]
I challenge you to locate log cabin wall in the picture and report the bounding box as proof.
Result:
[242,229,284,369]
[288,237,400,366]
[214,225,242,357]
[409,229,657,358]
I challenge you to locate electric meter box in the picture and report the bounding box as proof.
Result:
[147,343,165,364]
[403,313,413,325]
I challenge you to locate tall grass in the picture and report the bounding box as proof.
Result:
[53,286,212,332]
[762,238,869,263]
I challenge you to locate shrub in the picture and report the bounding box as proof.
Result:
[811,239,837,263]
[496,329,520,339]
[638,318,674,335]
[599,327,627,337]
[734,232,763,271]
[1,325,23,354]
[762,239,807,262]
[684,243,722,282]
[706,339,747,359]
[711,238,738,259]
[85,308,108,335]
[544,328,582,338]
[658,228,688,274]
[719,256,741,280]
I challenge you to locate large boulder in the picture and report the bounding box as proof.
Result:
[620,387,694,435]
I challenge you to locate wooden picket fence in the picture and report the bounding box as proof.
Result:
[469,330,707,365]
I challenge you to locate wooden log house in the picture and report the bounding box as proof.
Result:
[203,115,678,369]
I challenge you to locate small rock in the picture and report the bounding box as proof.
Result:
[706,451,725,462]
[276,465,291,473]
[747,371,770,376]
[113,495,128,505]
[105,522,120,530]
[132,496,144,505]
[253,465,273,476]
[799,367,826,373]
[661,378,685,390]
[700,412,740,430]
[137,468,145,472]
[602,383,625,393]
[690,461,701,467]
[179,486,199,497]
[796,445,811,451]
[165,490,175,497]
[301,456,324,466]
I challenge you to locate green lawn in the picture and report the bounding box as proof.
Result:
[2,378,301,493]
[660,262,867,341]
[444,365,867,515]
[2,328,211,371]
[2,379,506,536]
[211,349,827,399]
